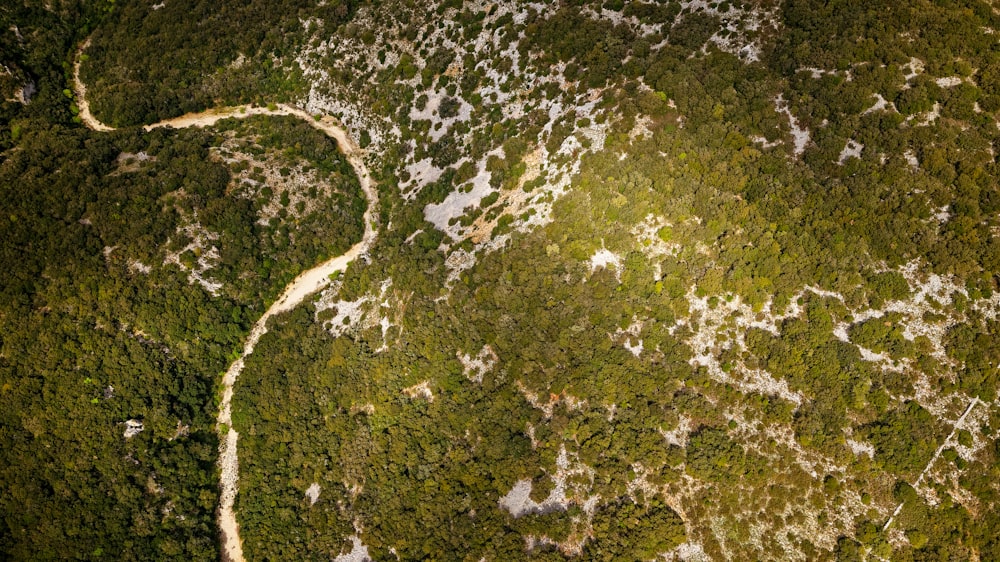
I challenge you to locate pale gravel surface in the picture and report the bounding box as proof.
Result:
[332,536,371,562]
[588,248,623,281]
[305,482,322,506]
[775,94,810,157]
[837,139,863,164]
[75,40,379,562]
[862,93,896,115]
[402,380,434,402]
[457,344,497,383]
[71,39,113,132]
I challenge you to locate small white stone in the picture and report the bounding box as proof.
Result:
[305,482,321,506]
[123,419,144,439]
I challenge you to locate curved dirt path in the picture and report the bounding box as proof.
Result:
[74,41,379,562]
[71,39,114,132]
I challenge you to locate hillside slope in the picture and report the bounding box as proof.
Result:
[3,0,1000,560]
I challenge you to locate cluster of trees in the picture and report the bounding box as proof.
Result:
[862,401,945,478]
[0,22,365,556]
[0,124,231,559]
[1,2,98,147]
[232,233,699,558]
[185,115,365,304]
[522,9,638,88]
[237,0,1000,558]
[223,0,1000,558]
[80,0,359,126]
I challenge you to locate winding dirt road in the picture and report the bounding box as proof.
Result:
[74,41,379,562]
[71,39,113,132]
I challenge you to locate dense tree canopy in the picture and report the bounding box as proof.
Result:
[2,0,1000,559]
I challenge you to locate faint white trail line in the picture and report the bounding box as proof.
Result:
[881,397,982,532]
[75,39,380,562]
